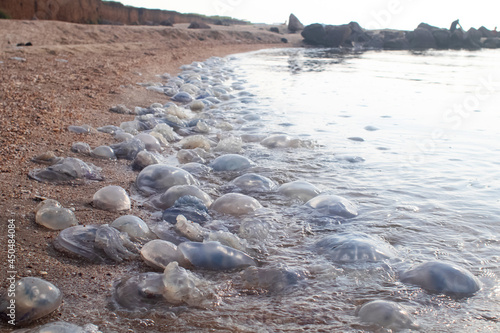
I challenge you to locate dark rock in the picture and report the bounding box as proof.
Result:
[408,27,437,49]
[281,38,288,43]
[482,37,500,48]
[270,27,280,33]
[478,26,494,37]
[417,22,441,32]
[464,27,482,49]
[159,19,173,26]
[364,34,384,49]
[449,29,465,49]
[301,24,326,45]
[347,21,370,44]
[288,13,304,33]
[188,21,211,29]
[433,29,451,49]
[383,37,410,50]
[325,24,351,47]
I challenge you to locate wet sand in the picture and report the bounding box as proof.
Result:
[0,19,302,331]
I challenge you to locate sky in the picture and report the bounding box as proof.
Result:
[110,0,499,31]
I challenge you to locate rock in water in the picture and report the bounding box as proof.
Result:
[357,300,420,331]
[136,164,198,196]
[400,261,481,295]
[305,194,358,218]
[210,193,262,216]
[93,185,131,212]
[178,241,256,270]
[0,277,62,325]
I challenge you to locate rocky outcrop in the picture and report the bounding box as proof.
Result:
[288,13,304,33]
[301,21,500,50]
[0,0,247,26]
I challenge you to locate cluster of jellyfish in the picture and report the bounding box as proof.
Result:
[2,56,482,332]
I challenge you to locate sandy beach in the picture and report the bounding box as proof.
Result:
[0,19,302,331]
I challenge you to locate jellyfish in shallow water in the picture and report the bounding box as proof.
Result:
[305,194,358,218]
[260,134,303,148]
[278,180,321,202]
[178,241,256,271]
[141,239,185,269]
[231,173,277,193]
[113,272,166,309]
[13,321,100,333]
[136,164,198,196]
[315,233,396,263]
[240,265,308,293]
[356,300,420,331]
[152,185,212,210]
[210,193,262,216]
[110,215,156,241]
[400,261,481,296]
[93,185,131,212]
[162,196,211,225]
[210,154,255,172]
[54,224,138,263]
[0,277,62,325]
[28,157,103,184]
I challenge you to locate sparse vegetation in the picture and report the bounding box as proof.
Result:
[0,9,10,19]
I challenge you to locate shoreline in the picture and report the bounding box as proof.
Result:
[0,19,299,330]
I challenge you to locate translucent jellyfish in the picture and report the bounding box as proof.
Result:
[206,230,248,253]
[91,145,116,160]
[305,194,358,218]
[36,204,78,230]
[13,321,100,333]
[357,300,420,331]
[210,193,262,216]
[181,162,212,176]
[240,265,308,293]
[315,233,396,263]
[175,215,209,242]
[172,91,194,103]
[141,239,185,269]
[214,136,243,153]
[210,154,255,172]
[177,148,213,164]
[136,164,198,196]
[190,100,205,111]
[135,133,162,152]
[29,158,103,184]
[231,173,277,192]
[0,277,62,325]
[162,196,211,225]
[71,142,91,155]
[239,219,270,241]
[179,135,212,151]
[152,185,212,210]
[97,125,121,134]
[110,138,145,160]
[132,150,160,171]
[152,123,179,142]
[114,131,134,142]
[31,151,63,165]
[54,225,137,263]
[162,262,214,307]
[400,261,481,296]
[110,215,155,241]
[93,185,131,212]
[68,124,93,134]
[260,134,303,148]
[113,272,165,309]
[120,120,148,134]
[178,241,257,271]
[35,199,61,213]
[278,180,321,202]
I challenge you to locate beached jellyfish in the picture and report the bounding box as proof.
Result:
[172,91,194,103]
[210,154,255,172]
[29,157,103,184]
[135,133,162,152]
[162,262,214,307]
[141,239,185,270]
[357,300,420,331]
[178,241,257,271]
[110,215,155,241]
[110,138,146,160]
[93,185,131,212]
[132,150,161,171]
[181,162,212,176]
[206,230,248,252]
[34,199,61,213]
[315,233,396,263]
[136,164,198,196]
[162,196,211,225]
[210,193,262,216]
[152,123,179,142]
[179,135,212,151]
[113,272,166,309]
[13,321,100,332]
[120,120,149,134]
[71,142,91,155]
[278,180,321,202]
[177,148,213,164]
[260,134,302,148]
[305,194,358,218]
[91,145,116,160]
[214,136,243,153]
[240,265,308,293]
[35,203,78,230]
[190,100,205,111]
[97,125,121,134]
[175,215,209,242]
[114,131,135,142]
[54,225,137,263]
[400,261,481,296]
[68,124,93,134]
[231,173,277,193]
[31,151,63,165]
[152,185,212,210]
[0,277,62,325]
[239,219,270,241]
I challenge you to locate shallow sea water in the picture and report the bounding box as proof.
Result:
[108,49,500,332]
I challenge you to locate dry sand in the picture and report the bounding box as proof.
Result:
[0,19,303,331]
